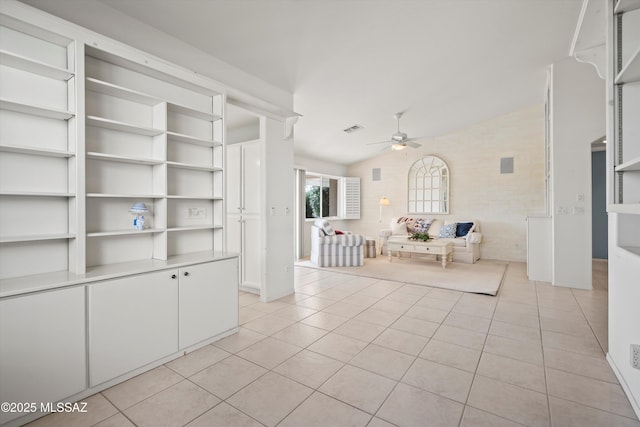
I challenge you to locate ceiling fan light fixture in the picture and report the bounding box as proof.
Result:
[391,142,407,151]
[391,132,407,142]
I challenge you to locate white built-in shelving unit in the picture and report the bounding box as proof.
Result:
[1,26,228,279]
[614,0,640,14]
[610,0,640,212]
[0,5,238,426]
[83,46,225,269]
[608,0,640,260]
[0,15,80,279]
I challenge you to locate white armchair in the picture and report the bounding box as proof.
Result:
[310,219,365,267]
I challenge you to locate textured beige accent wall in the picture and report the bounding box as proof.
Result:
[346,105,545,262]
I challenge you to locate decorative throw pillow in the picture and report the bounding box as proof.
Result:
[456,222,474,237]
[413,218,433,233]
[438,223,457,239]
[428,221,442,238]
[397,216,415,233]
[335,230,344,235]
[320,219,335,236]
[391,221,408,235]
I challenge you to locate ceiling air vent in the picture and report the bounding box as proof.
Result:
[343,124,363,133]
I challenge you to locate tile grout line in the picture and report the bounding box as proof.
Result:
[94,392,137,427]
[535,278,554,427]
[570,286,608,356]
[457,261,503,427]
[280,277,431,425]
[235,274,406,426]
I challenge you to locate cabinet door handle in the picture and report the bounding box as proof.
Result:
[184,271,190,277]
[171,274,177,279]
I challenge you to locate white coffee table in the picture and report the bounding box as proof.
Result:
[387,238,453,269]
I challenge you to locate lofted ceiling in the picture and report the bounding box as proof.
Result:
[20,0,584,165]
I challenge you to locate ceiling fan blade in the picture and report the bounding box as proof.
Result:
[404,137,425,143]
[406,141,421,148]
[366,140,393,146]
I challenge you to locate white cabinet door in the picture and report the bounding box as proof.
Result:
[89,270,179,386]
[226,143,242,215]
[242,215,262,291]
[242,141,261,214]
[226,140,262,292]
[227,213,242,254]
[0,287,86,426]
[179,259,239,349]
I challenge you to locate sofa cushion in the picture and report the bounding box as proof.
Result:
[455,222,474,237]
[438,223,457,238]
[439,237,468,247]
[389,235,468,248]
[391,221,408,235]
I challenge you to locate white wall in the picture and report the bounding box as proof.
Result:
[295,154,349,177]
[550,58,605,289]
[262,117,295,301]
[228,124,260,145]
[347,105,545,262]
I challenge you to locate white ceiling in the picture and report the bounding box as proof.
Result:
[21,0,583,165]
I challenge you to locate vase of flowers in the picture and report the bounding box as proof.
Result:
[408,232,430,242]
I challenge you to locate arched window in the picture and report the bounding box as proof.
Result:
[408,156,449,213]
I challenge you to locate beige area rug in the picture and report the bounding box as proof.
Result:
[296,256,507,296]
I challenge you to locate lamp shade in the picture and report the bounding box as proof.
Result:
[379,197,390,206]
[129,202,149,214]
[391,142,407,151]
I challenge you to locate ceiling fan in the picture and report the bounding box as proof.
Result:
[367,112,422,151]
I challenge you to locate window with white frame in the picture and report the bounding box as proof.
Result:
[305,175,338,218]
[302,173,360,219]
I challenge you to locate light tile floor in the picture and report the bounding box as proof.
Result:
[28,260,640,426]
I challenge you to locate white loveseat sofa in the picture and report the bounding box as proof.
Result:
[380,217,482,264]
[311,219,365,267]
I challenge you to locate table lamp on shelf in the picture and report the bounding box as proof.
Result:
[129,202,149,231]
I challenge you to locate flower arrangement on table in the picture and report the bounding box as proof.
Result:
[408,232,431,242]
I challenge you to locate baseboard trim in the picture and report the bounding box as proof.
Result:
[607,352,640,420]
[261,286,294,303]
[239,284,260,294]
